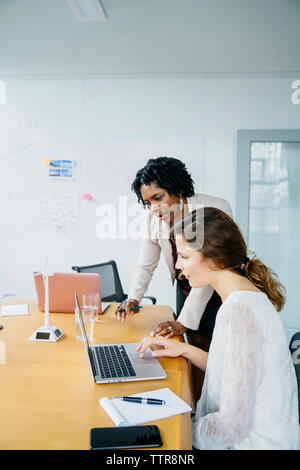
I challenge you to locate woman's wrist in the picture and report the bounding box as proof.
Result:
[180,343,208,370]
[180,343,194,359]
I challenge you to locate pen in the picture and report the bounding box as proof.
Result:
[116,306,144,313]
[112,396,165,405]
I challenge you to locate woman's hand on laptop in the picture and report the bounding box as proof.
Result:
[114,299,140,321]
[150,320,187,338]
[136,336,187,359]
[137,335,209,370]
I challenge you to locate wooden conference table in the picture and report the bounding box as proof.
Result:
[0,300,192,450]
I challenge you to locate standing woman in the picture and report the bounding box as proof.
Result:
[114,157,232,348]
[137,208,299,450]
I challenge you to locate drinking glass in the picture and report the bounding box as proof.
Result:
[82,293,100,322]
[75,306,95,341]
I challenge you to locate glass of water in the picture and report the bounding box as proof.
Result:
[75,306,95,341]
[82,293,100,322]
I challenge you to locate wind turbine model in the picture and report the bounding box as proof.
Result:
[30,270,64,342]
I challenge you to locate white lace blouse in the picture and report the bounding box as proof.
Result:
[192,291,300,450]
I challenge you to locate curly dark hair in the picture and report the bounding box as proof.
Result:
[131,157,195,205]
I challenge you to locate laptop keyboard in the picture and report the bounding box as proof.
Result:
[94,345,136,379]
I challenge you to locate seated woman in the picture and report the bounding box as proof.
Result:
[137,207,300,450]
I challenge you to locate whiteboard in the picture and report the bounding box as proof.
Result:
[0,78,205,307]
[0,80,82,297]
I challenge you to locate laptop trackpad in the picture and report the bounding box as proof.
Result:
[129,348,166,377]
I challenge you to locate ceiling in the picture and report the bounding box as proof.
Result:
[1,0,300,76]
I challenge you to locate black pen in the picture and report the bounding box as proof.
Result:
[112,396,165,405]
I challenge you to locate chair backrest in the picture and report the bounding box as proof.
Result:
[72,260,127,303]
[289,332,300,424]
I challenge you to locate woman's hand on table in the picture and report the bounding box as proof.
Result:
[150,320,187,338]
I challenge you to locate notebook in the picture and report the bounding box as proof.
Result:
[99,387,192,426]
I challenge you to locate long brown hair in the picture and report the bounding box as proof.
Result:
[174,207,286,312]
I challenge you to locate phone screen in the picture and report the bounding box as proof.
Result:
[90,425,162,450]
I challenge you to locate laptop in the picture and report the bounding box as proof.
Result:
[34,272,101,313]
[75,292,167,384]
[101,302,110,314]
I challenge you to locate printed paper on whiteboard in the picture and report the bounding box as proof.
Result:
[48,160,74,180]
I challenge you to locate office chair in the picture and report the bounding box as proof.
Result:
[289,331,300,424]
[72,260,156,304]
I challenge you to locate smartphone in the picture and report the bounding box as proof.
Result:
[90,425,162,450]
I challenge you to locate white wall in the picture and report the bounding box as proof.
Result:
[203,78,300,210]
[0,76,299,330]
[1,0,300,75]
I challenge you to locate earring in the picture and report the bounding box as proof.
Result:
[179,198,183,211]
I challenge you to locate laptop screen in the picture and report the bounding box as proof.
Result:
[74,291,90,349]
